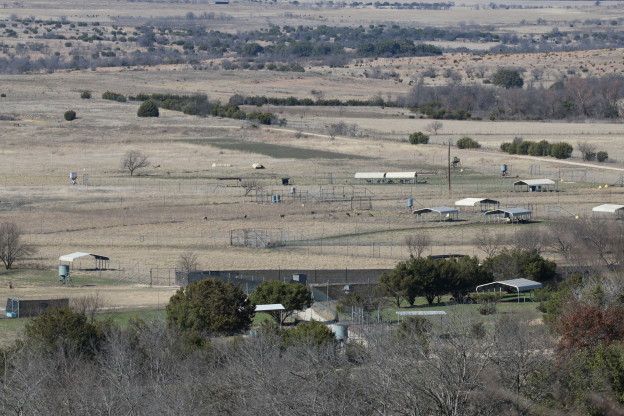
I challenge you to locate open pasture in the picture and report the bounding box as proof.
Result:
[1,0,624,316]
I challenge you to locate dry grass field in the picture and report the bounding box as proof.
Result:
[1,0,624,315]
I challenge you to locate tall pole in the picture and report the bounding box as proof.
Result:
[448,141,451,194]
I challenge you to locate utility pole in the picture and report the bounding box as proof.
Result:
[447,141,451,194]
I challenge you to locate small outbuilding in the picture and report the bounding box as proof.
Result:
[513,179,556,192]
[412,206,458,221]
[59,252,110,270]
[455,197,500,211]
[475,278,543,302]
[385,172,418,184]
[484,208,532,223]
[592,204,624,218]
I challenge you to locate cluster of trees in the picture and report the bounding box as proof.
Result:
[399,75,624,120]
[228,94,390,107]
[500,137,574,159]
[1,286,620,415]
[379,249,556,307]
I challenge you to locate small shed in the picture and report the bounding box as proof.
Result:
[59,252,110,270]
[592,204,624,218]
[484,208,532,223]
[412,206,458,221]
[513,179,556,192]
[255,304,286,313]
[475,278,543,302]
[455,197,500,211]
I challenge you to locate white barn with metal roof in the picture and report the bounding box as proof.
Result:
[455,197,500,211]
[484,207,532,223]
[476,278,543,302]
[592,204,624,218]
[513,179,556,192]
[412,206,458,221]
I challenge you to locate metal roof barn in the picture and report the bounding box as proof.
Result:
[412,206,458,221]
[476,278,543,302]
[592,204,624,218]
[484,208,532,223]
[385,172,418,179]
[455,197,500,211]
[59,252,110,269]
[513,179,556,192]
[354,172,386,179]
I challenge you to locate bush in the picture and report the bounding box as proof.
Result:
[597,151,609,162]
[492,68,524,89]
[80,90,91,99]
[409,131,429,144]
[0,93,5,98]
[549,142,574,159]
[456,137,481,149]
[478,302,497,315]
[102,91,126,102]
[64,110,76,121]
[137,100,159,117]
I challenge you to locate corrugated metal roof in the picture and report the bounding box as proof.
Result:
[476,278,543,292]
[385,172,417,179]
[255,304,285,312]
[59,252,110,262]
[513,179,555,186]
[592,204,624,213]
[355,172,386,179]
[485,208,531,216]
[413,206,458,215]
[455,198,499,206]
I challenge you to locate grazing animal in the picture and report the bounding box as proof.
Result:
[280,214,285,218]
[369,213,374,217]
[203,216,208,220]
[346,212,351,217]
[244,214,247,219]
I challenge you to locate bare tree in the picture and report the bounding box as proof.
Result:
[70,293,102,322]
[178,251,199,273]
[0,222,36,269]
[577,141,597,161]
[404,232,431,257]
[241,180,263,196]
[325,122,346,140]
[474,228,507,259]
[121,150,150,176]
[425,121,443,135]
[509,226,543,254]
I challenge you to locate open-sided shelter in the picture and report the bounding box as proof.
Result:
[592,204,624,218]
[455,197,500,211]
[513,179,556,192]
[484,207,532,223]
[59,252,110,270]
[385,172,418,184]
[412,206,458,221]
[476,278,543,302]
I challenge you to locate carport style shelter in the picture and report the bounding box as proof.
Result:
[59,252,110,270]
[484,207,532,223]
[592,204,624,218]
[476,278,543,302]
[412,206,458,221]
[455,197,500,211]
[513,179,556,192]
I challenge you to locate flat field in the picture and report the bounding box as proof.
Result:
[1,0,624,318]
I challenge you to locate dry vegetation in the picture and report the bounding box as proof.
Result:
[1,0,624,312]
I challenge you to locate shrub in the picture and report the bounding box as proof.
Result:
[64,110,76,121]
[597,151,609,162]
[492,68,524,89]
[408,131,429,144]
[478,302,497,315]
[550,142,574,159]
[456,137,481,149]
[0,93,5,97]
[137,99,159,117]
[102,91,126,102]
[80,90,91,99]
